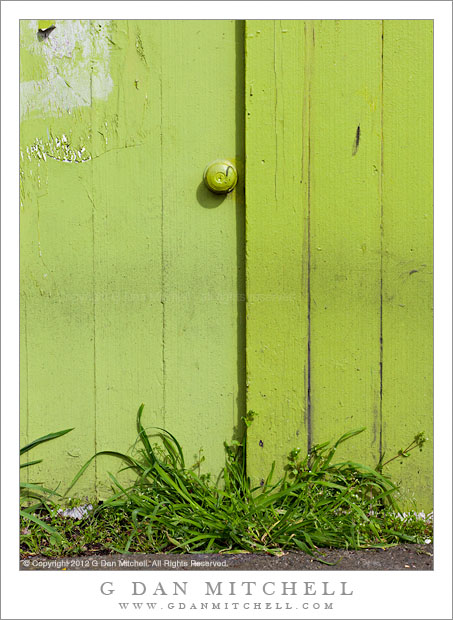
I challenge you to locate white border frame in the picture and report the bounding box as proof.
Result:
[2,3,451,619]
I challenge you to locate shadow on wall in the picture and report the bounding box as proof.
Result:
[194,19,246,449]
[195,181,227,209]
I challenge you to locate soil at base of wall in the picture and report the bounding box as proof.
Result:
[20,543,433,571]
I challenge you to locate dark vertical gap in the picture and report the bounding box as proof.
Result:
[306,116,312,452]
[306,23,314,453]
[273,22,278,204]
[379,21,385,459]
[235,19,246,450]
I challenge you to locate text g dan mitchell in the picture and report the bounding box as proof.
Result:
[100,580,353,597]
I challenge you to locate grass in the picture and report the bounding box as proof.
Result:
[20,405,432,559]
[20,427,74,543]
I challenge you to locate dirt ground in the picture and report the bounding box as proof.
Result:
[20,543,433,571]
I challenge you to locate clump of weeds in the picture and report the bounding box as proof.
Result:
[20,405,432,559]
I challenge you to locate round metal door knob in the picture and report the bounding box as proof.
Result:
[203,160,238,194]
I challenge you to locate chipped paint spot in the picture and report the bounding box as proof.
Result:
[135,31,147,65]
[20,20,114,120]
[23,134,92,164]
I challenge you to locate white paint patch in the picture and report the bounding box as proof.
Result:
[23,135,92,164]
[56,504,93,519]
[20,20,114,120]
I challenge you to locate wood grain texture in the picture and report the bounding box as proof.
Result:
[20,20,101,495]
[381,21,433,508]
[309,20,383,466]
[20,20,245,497]
[245,20,433,509]
[89,21,165,496]
[245,20,310,482]
[159,20,246,472]
[21,20,433,509]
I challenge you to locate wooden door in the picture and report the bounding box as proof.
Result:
[20,20,245,496]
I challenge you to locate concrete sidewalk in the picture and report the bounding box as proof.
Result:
[20,544,433,571]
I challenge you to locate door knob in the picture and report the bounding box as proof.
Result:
[203,160,238,194]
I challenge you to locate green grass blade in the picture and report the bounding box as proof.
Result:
[20,482,62,496]
[20,428,74,455]
[20,459,43,468]
[65,450,139,495]
[136,403,157,466]
[333,427,366,449]
[153,427,185,468]
[20,510,63,541]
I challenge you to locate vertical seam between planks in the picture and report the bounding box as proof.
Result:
[379,20,385,460]
[237,19,246,441]
[159,51,166,428]
[273,22,278,205]
[244,20,251,475]
[244,20,248,472]
[91,200,97,494]
[89,48,98,494]
[24,297,30,478]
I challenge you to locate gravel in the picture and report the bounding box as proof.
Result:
[20,543,433,571]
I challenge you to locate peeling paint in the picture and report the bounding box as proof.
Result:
[22,134,92,164]
[135,31,148,65]
[20,20,114,120]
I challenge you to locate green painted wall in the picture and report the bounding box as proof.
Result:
[245,20,433,510]
[21,19,432,509]
[20,20,245,497]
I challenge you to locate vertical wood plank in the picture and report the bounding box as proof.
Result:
[160,20,245,473]
[90,21,165,496]
[309,20,383,465]
[245,20,309,482]
[20,20,99,494]
[382,20,433,509]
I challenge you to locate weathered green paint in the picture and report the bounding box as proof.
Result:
[381,21,433,505]
[245,20,310,484]
[245,20,433,509]
[20,20,245,497]
[21,19,432,509]
[309,21,383,467]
